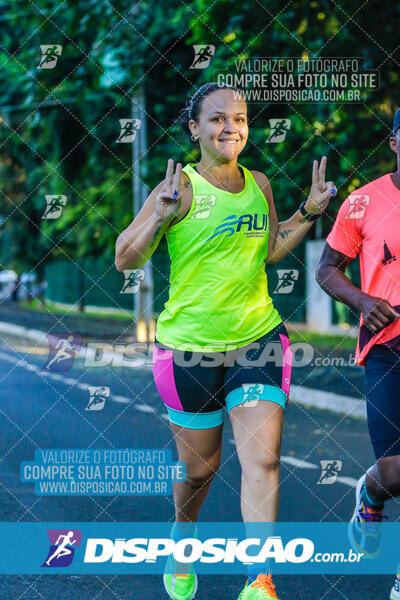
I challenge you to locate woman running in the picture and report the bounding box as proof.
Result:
[115,82,336,600]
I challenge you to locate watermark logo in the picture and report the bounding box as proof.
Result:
[120,269,145,294]
[191,194,216,219]
[38,45,62,69]
[42,195,67,219]
[43,334,82,372]
[21,449,184,497]
[42,529,82,567]
[267,119,291,143]
[317,460,342,485]
[84,535,314,564]
[117,119,141,143]
[190,45,215,69]
[83,340,313,369]
[274,269,299,294]
[85,386,110,411]
[240,383,265,407]
[312,354,356,368]
[216,57,379,103]
[345,194,370,219]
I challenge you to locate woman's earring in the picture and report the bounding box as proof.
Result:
[191,134,198,141]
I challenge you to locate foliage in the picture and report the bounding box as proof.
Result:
[0,0,399,273]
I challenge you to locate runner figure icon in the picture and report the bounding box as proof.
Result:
[86,386,110,411]
[120,269,145,293]
[118,120,134,141]
[121,271,136,292]
[317,460,342,484]
[45,531,77,566]
[117,119,141,143]
[268,119,290,142]
[42,529,82,567]
[275,270,298,293]
[42,195,66,219]
[190,45,215,69]
[45,335,76,371]
[38,45,62,69]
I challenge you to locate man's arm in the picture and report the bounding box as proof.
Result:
[316,243,399,334]
[316,243,360,306]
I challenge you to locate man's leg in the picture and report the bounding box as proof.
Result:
[366,456,400,503]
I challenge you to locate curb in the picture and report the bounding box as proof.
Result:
[0,320,366,420]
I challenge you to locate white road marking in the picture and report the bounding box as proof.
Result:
[280,456,319,469]
[134,404,156,413]
[336,476,357,487]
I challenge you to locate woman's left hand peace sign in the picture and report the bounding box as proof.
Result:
[305,156,336,215]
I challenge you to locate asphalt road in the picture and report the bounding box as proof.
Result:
[0,332,398,599]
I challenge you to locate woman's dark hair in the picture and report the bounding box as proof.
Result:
[178,83,245,145]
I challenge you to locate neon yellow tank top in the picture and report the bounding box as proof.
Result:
[155,162,282,351]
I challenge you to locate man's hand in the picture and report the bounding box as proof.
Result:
[360,295,400,334]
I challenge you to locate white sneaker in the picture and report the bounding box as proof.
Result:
[390,573,400,600]
[348,473,386,558]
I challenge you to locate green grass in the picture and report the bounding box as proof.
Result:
[287,329,357,351]
[18,299,134,321]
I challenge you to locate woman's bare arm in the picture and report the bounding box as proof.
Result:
[252,171,315,264]
[253,157,336,264]
[115,182,172,271]
[115,160,191,271]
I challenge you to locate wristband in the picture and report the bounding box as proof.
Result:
[299,200,322,222]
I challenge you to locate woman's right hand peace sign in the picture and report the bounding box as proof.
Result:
[155,159,183,223]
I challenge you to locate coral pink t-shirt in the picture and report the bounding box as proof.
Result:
[326,173,400,365]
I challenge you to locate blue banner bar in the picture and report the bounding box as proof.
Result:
[0,522,399,574]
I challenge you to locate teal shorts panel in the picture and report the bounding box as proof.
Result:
[166,406,224,429]
[225,383,287,412]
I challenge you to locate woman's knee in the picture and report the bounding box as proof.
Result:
[238,450,280,475]
[185,454,221,488]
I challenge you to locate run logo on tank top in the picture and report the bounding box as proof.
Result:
[204,212,268,242]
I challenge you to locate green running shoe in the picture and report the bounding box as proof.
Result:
[237,574,279,599]
[163,555,197,600]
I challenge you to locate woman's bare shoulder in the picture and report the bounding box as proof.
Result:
[250,169,270,187]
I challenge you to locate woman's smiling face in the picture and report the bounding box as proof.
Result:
[189,88,248,161]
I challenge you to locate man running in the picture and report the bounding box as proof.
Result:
[316,109,400,600]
